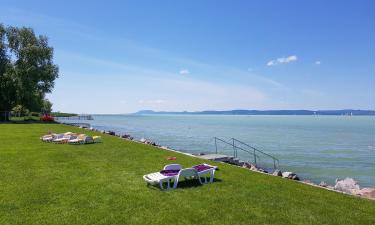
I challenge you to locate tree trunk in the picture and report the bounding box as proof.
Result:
[0,111,10,121]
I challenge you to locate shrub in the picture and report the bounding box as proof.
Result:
[40,114,54,122]
[30,112,40,117]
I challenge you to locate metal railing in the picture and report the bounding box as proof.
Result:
[214,137,279,170]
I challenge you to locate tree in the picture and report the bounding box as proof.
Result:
[41,99,53,114]
[0,24,16,121]
[11,104,29,117]
[0,24,59,120]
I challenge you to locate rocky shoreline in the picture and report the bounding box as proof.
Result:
[62,122,375,201]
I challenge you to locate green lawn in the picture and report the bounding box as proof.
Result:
[0,124,374,225]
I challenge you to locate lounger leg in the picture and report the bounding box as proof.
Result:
[194,175,202,185]
[209,170,215,183]
[173,177,179,189]
[159,181,164,190]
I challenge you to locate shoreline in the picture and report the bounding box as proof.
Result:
[59,121,375,201]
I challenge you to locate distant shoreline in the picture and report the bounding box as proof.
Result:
[134,109,375,116]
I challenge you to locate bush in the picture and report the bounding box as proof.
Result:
[40,114,54,122]
[30,112,40,117]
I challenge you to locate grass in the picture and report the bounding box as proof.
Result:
[0,124,374,225]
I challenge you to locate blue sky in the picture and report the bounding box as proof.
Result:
[1,0,375,113]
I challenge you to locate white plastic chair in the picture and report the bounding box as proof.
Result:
[163,164,181,171]
[172,168,202,189]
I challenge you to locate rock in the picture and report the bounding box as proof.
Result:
[290,174,300,180]
[258,168,268,173]
[242,162,252,169]
[319,181,328,187]
[282,172,292,178]
[358,188,375,199]
[250,164,258,171]
[272,169,282,176]
[334,178,360,193]
[121,134,130,139]
[282,172,299,180]
[237,161,245,166]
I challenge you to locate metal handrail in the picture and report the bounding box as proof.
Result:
[214,137,279,170]
[214,137,259,165]
[232,138,279,169]
[232,138,279,161]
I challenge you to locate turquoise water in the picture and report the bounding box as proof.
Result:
[69,115,375,187]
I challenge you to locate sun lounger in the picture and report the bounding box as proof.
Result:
[53,133,77,144]
[191,163,217,183]
[69,135,94,144]
[68,134,87,144]
[40,133,57,142]
[42,133,67,142]
[93,136,102,143]
[143,163,217,190]
[143,164,181,190]
[83,136,94,144]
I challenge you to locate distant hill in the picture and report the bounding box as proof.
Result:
[135,109,375,116]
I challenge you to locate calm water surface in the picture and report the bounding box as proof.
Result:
[67,115,375,187]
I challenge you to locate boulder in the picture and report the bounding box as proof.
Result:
[258,168,268,173]
[242,162,252,169]
[358,188,375,199]
[290,174,300,180]
[282,172,299,180]
[250,164,258,171]
[121,134,129,139]
[282,172,292,178]
[319,181,328,187]
[272,169,282,176]
[334,178,360,193]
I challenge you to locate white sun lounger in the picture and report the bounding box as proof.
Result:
[143,164,182,190]
[53,133,77,144]
[192,163,217,183]
[68,134,87,144]
[143,164,217,190]
[41,133,58,142]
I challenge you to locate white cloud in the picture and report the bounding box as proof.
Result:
[267,55,298,66]
[315,61,321,65]
[179,69,190,75]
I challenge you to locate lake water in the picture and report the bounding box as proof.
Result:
[63,115,375,187]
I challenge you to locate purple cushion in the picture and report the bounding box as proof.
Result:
[160,169,180,176]
[192,164,213,172]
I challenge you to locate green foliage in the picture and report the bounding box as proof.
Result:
[11,104,29,117]
[50,112,78,117]
[30,112,40,117]
[0,23,59,118]
[41,99,53,114]
[0,24,16,115]
[0,124,374,225]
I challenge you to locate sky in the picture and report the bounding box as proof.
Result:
[1,0,375,113]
